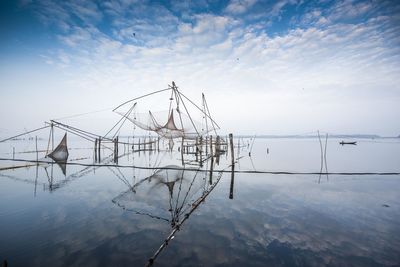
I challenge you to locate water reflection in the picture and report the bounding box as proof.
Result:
[112,165,218,227]
[0,138,399,267]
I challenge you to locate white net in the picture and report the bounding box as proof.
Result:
[117,108,210,139]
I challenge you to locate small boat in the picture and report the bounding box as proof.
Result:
[339,141,357,145]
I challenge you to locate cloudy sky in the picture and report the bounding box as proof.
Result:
[0,0,399,136]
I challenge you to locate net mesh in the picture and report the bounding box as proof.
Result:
[117,108,210,139]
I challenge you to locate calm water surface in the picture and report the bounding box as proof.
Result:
[0,137,399,266]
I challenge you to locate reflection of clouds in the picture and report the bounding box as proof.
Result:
[2,164,216,266]
[2,163,400,266]
[113,166,212,226]
[158,173,399,266]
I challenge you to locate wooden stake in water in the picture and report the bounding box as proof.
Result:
[209,135,213,157]
[98,137,101,161]
[35,136,38,162]
[94,138,98,162]
[229,133,234,165]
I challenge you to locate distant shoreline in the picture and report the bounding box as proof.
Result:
[234,134,399,139]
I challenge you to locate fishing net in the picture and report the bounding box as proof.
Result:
[116,108,210,139]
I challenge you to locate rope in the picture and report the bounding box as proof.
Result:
[112,88,170,112]
[177,89,221,129]
[1,158,399,175]
[53,107,112,120]
[0,125,49,143]
[203,94,218,135]
[176,89,200,136]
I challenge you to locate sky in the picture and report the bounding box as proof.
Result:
[0,0,399,137]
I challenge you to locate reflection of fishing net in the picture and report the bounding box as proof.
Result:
[112,166,211,224]
[116,108,209,139]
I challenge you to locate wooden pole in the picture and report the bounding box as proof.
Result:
[216,135,220,155]
[229,133,234,166]
[113,138,116,162]
[205,136,208,155]
[51,124,54,151]
[209,135,213,157]
[216,135,220,165]
[94,138,98,162]
[98,137,101,161]
[35,136,38,162]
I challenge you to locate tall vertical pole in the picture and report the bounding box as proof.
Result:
[94,138,98,162]
[209,135,213,157]
[35,136,38,162]
[51,124,54,151]
[229,133,234,166]
[98,137,101,162]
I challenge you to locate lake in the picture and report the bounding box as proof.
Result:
[0,137,399,266]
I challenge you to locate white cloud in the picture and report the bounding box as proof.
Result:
[3,1,400,135]
[328,0,374,21]
[225,0,257,14]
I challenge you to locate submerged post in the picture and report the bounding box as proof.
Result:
[229,133,234,166]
